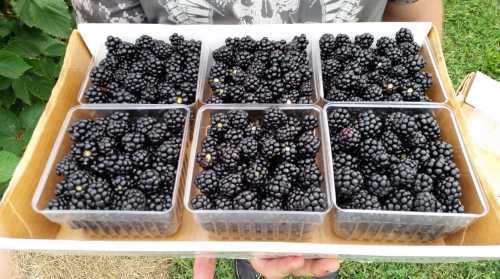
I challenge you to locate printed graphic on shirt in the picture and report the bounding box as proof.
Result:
[155,0,365,24]
[72,0,146,23]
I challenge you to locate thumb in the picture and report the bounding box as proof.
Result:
[250,256,305,279]
[193,257,216,279]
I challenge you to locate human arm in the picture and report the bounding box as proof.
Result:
[383,0,444,37]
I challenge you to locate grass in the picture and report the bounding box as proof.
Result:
[7,0,500,278]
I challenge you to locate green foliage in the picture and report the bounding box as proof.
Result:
[0,0,72,189]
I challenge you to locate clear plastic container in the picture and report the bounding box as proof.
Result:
[32,105,191,237]
[199,33,320,105]
[77,34,208,107]
[184,105,333,240]
[314,36,449,104]
[323,103,488,242]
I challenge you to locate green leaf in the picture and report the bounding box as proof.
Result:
[30,57,58,78]
[0,50,32,79]
[4,36,41,58]
[12,0,72,39]
[0,109,20,137]
[11,78,31,105]
[19,102,44,132]
[39,37,66,57]
[0,18,16,38]
[0,77,10,90]
[0,182,8,195]
[0,151,21,183]
[0,136,25,156]
[0,89,17,109]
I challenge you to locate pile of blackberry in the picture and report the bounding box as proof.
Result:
[207,35,314,104]
[320,28,433,102]
[46,109,186,211]
[191,108,327,212]
[328,108,464,213]
[84,34,201,105]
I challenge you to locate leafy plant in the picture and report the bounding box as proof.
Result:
[0,0,73,194]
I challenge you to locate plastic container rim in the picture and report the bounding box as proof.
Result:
[322,102,489,218]
[31,104,191,217]
[183,104,333,215]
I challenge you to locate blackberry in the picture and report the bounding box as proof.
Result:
[121,132,146,153]
[163,109,186,132]
[260,197,283,211]
[211,197,232,210]
[103,153,133,174]
[84,85,108,103]
[287,188,305,211]
[234,51,254,68]
[229,110,250,129]
[428,140,454,160]
[356,110,383,138]
[382,130,404,155]
[414,173,434,193]
[265,175,292,198]
[89,66,112,86]
[106,112,129,138]
[328,108,352,132]
[444,199,465,213]
[319,33,336,56]
[362,84,383,101]
[274,162,300,181]
[239,137,258,159]
[335,167,363,200]
[131,149,152,169]
[351,190,382,210]
[435,176,462,205]
[354,33,374,49]
[224,128,244,145]
[157,139,181,164]
[395,28,414,44]
[111,175,134,196]
[197,149,218,169]
[147,193,172,211]
[138,169,162,193]
[80,177,113,210]
[152,161,177,188]
[244,121,263,139]
[279,141,298,162]
[332,152,359,171]
[210,112,231,134]
[302,115,318,132]
[148,122,169,145]
[322,58,343,80]
[191,194,213,210]
[71,141,97,167]
[386,112,419,140]
[338,127,361,151]
[383,189,414,211]
[276,119,302,142]
[423,157,460,181]
[219,173,244,198]
[302,186,327,212]
[212,46,234,64]
[407,131,428,148]
[263,107,288,129]
[260,136,281,160]
[195,170,218,195]
[120,189,146,211]
[220,147,240,170]
[414,192,442,212]
[366,174,392,198]
[47,197,69,210]
[233,190,259,210]
[244,161,268,187]
[56,155,79,177]
[406,54,426,72]
[297,132,320,158]
[411,147,431,165]
[390,159,418,188]
[414,72,433,90]
[68,119,95,142]
[359,139,390,169]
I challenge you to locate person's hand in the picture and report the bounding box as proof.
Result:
[193,257,216,279]
[250,256,340,279]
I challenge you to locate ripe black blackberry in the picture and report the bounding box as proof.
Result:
[265,175,292,198]
[244,161,269,187]
[117,189,146,211]
[423,157,460,181]
[274,162,300,181]
[195,169,219,195]
[362,84,384,101]
[233,190,259,210]
[383,189,414,211]
[69,119,96,142]
[220,147,241,171]
[297,132,320,158]
[212,197,232,210]
[319,33,336,57]
[275,118,302,142]
[260,136,281,160]
[138,169,162,193]
[302,186,327,212]
[414,192,442,212]
[335,167,364,201]
[147,193,172,211]
[444,199,465,213]
[367,174,392,198]
[302,115,319,131]
[390,159,418,188]
[163,109,186,132]
[395,28,414,44]
[56,155,79,177]
[191,194,213,210]
[332,152,359,171]
[414,173,434,193]
[106,112,130,139]
[338,127,361,151]
[71,141,97,167]
[238,137,258,160]
[435,176,462,205]
[219,173,244,198]
[84,85,108,103]
[157,139,181,164]
[121,132,146,153]
[356,110,383,138]
[386,112,420,140]
[260,196,283,211]
[428,140,454,160]
[351,190,382,210]
[354,33,374,49]
[278,141,298,162]
[148,122,169,145]
[382,130,404,155]
[359,139,390,170]
[210,112,231,134]
[328,108,352,132]
[212,45,233,64]
[152,161,177,189]
[111,175,134,196]
[131,149,151,169]
[263,107,288,129]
